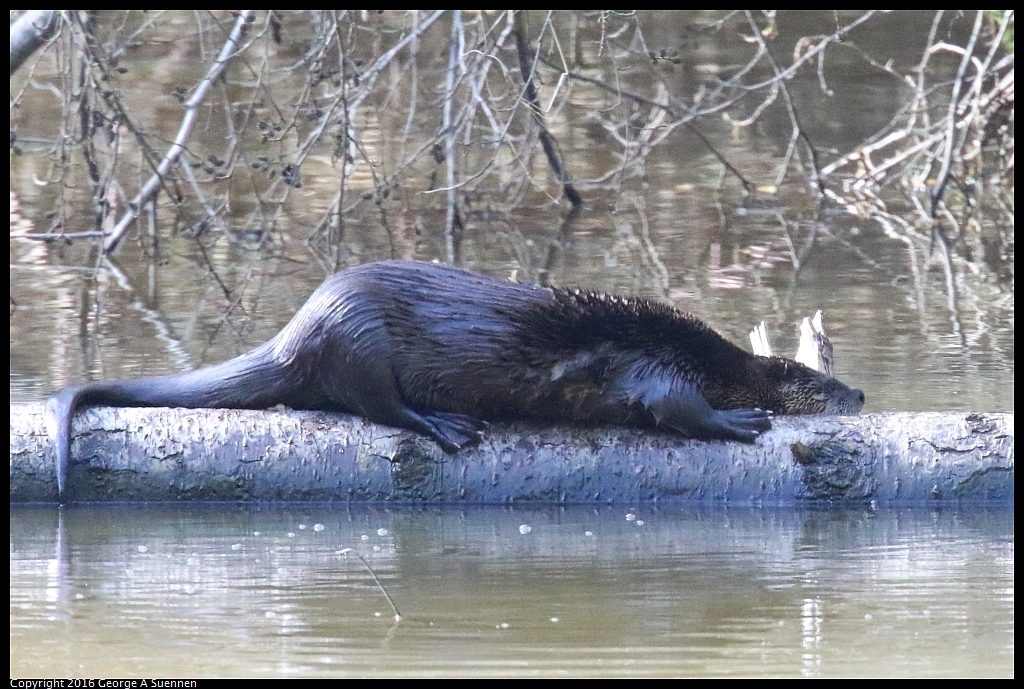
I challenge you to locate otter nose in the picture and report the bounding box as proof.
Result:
[851,388,866,412]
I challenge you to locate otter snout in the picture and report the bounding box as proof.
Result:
[832,387,865,415]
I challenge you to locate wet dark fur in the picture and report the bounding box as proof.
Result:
[47,260,865,498]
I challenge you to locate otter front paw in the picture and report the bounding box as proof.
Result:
[710,408,773,443]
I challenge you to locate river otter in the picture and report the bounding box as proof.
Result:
[46,260,864,498]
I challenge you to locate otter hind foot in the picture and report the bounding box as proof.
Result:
[367,401,486,454]
[401,410,486,454]
[422,411,487,453]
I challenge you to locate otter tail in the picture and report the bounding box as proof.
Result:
[45,343,321,501]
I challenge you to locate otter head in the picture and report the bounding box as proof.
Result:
[757,357,865,416]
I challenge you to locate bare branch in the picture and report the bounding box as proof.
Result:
[10,11,61,76]
[103,10,257,254]
[512,11,582,207]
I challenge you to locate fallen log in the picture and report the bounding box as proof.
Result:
[9,404,1012,504]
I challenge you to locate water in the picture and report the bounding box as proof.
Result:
[10,505,1013,677]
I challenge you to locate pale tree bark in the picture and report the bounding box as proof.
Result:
[10,404,1013,504]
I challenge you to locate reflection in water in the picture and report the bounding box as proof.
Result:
[801,597,823,676]
[11,505,1013,678]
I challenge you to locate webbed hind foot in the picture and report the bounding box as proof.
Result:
[422,411,488,453]
[382,405,487,453]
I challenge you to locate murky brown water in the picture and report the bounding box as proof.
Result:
[10,505,1013,678]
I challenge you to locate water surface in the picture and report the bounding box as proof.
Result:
[11,505,1013,677]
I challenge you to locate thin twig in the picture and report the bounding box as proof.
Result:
[512,11,582,207]
[103,10,256,254]
[336,548,402,621]
[929,10,985,218]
